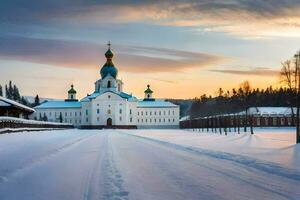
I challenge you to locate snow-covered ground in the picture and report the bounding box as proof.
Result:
[0,128,299,200]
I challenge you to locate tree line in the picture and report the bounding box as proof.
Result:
[189,81,296,119]
[0,81,40,107]
[187,50,300,143]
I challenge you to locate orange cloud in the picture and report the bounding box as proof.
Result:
[0,35,227,73]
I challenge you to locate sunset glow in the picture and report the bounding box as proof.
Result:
[0,1,299,99]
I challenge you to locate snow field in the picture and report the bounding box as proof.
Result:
[0,128,299,200]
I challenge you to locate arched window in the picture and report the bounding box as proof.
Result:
[107,80,111,88]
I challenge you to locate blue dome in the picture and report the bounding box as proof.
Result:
[100,48,118,79]
[100,64,118,78]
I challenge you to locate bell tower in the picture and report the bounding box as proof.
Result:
[66,84,78,101]
[144,84,154,101]
[95,42,124,93]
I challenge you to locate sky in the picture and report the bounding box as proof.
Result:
[0,0,300,99]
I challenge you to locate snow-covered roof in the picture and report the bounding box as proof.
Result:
[248,107,296,116]
[0,116,71,126]
[137,100,178,108]
[180,115,190,121]
[80,92,100,102]
[0,96,35,112]
[0,101,10,107]
[35,100,81,109]
[81,91,136,102]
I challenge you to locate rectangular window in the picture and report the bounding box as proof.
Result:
[97,109,100,114]
[130,109,132,115]
[130,117,132,122]
[86,110,88,115]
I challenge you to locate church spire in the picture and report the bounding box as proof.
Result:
[105,41,114,60]
[100,42,118,79]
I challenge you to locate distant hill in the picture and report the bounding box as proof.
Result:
[24,96,61,105]
[167,99,193,118]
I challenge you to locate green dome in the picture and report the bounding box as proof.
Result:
[100,48,118,79]
[68,84,76,94]
[105,49,114,59]
[144,85,153,93]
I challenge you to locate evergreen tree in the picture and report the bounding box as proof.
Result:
[20,96,29,106]
[34,95,40,106]
[8,81,13,99]
[5,85,9,99]
[13,85,21,101]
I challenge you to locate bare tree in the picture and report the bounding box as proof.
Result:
[295,52,300,143]
[280,51,300,143]
[280,60,295,124]
[240,81,254,134]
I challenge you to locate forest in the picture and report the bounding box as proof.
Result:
[188,81,297,119]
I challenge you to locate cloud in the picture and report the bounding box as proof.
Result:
[209,68,280,76]
[0,35,226,73]
[1,0,300,38]
[1,1,300,39]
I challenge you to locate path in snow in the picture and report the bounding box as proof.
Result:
[0,129,299,200]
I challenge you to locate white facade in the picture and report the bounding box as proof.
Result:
[31,46,180,128]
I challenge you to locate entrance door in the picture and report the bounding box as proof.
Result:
[107,118,112,126]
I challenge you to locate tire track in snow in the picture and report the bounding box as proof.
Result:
[82,134,106,200]
[0,133,97,183]
[118,131,299,200]
[99,133,129,200]
[118,131,300,182]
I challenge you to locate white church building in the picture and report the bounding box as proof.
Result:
[32,44,180,129]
